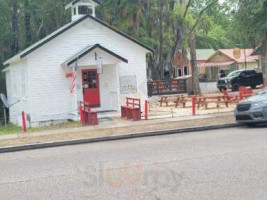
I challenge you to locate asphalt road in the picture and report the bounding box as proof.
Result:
[1,126,267,200]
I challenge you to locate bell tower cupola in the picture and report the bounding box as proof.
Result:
[65,0,101,21]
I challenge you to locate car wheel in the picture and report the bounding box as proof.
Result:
[232,84,239,92]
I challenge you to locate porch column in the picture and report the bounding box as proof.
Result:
[71,86,78,116]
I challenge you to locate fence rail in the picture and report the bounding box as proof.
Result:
[148,79,187,96]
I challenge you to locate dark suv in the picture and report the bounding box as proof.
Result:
[217,70,263,92]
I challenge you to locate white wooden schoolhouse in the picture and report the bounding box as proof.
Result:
[3,0,153,127]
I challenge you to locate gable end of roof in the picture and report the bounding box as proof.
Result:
[20,15,89,58]
[71,0,101,5]
[18,15,153,60]
[67,44,128,66]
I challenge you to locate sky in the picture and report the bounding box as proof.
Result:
[219,0,226,4]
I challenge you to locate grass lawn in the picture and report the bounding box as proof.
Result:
[0,124,22,135]
[0,121,82,135]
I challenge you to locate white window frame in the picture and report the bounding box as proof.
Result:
[183,66,189,76]
[176,68,183,77]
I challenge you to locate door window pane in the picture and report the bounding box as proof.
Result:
[83,71,97,89]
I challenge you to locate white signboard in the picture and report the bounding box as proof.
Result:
[119,76,137,94]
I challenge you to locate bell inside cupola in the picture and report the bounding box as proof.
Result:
[65,0,101,22]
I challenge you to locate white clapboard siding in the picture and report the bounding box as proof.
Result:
[5,17,149,126]
[7,59,31,125]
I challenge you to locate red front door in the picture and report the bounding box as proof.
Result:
[82,69,100,107]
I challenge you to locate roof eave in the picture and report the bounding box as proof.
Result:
[2,66,10,73]
[64,44,128,67]
[65,0,101,9]
[86,15,155,53]
[3,54,21,66]
[4,14,154,64]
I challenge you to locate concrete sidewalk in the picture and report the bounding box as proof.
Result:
[0,112,233,140]
[0,112,236,149]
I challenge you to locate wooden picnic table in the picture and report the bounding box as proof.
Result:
[159,92,241,110]
[198,94,230,109]
[178,95,196,108]
[159,95,201,108]
[159,95,185,107]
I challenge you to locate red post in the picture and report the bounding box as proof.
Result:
[145,100,148,120]
[79,106,85,126]
[22,111,27,133]
[192,96,196,116]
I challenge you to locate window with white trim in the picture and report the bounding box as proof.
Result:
[78,5,93,15]
[176,68,182,77]
[184,66,189,76]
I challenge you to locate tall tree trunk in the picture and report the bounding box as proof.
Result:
[11,0,19,55]
[189,31,201,95]
[24,0,32,47]
[158,0,164,80]
[169,27,183,79]
[262,29,267,86]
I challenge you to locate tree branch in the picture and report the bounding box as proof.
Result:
[183,0,192,19]
[189,0,219,34]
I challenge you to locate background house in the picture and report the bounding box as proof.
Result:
[199,49,260,81]
[172,49,215,78]
[172,51,191,78]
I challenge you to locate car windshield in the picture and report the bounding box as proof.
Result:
[227,71,241,78]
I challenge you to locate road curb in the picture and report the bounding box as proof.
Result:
[0,123,241,154]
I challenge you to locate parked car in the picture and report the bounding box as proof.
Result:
[235,88,267,126]
[217,70,263,92]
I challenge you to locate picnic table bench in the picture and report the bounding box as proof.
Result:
[159,95,198,108]
[179,96,195,108]
[197,95,227,109]
[80,101,98,125]
[158,92,241,110]
[159,96,179,107]
[121,97,141,121]
[159,95,190,108]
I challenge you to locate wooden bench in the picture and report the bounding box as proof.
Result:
[80,102,99,125]
[121,98,141,121]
